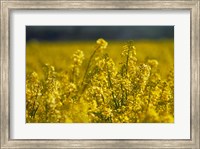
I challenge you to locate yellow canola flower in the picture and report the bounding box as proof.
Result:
[96,38,108,50]
[148,59,159,68]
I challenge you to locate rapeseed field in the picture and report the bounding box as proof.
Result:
[26,39,174,123]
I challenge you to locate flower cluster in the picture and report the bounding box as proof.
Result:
[96,38,108,50]
[26,38,174,123]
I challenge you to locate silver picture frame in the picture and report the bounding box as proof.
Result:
[1,0,199,148]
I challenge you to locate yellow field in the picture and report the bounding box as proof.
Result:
[26,40,173,78]
[26,39,174,123]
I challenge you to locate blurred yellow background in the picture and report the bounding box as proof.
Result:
[26,40,173,79]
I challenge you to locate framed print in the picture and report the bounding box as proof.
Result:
[1,0,199,148]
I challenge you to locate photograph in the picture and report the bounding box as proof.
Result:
[26,26,174,123]
[1,0,199,148]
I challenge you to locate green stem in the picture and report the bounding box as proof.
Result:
[107,66,118,108]
[81,46,100,90]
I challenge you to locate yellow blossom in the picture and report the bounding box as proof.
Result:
[96,38,108,50]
